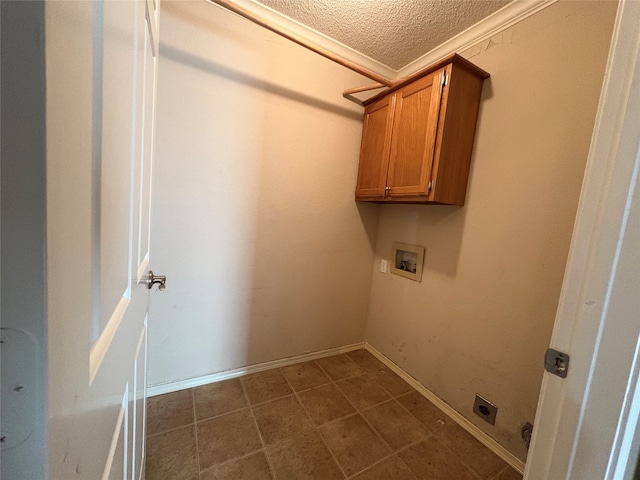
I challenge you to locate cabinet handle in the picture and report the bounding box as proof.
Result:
[384,186,391,197]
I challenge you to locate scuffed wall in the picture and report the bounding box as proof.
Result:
[365,1,617,460]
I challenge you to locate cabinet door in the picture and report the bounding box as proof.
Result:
[387,69,445,197]
[355,94,395,199]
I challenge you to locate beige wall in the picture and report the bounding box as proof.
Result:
[148,1,379,386]
[365,1,617,460]
[150,0,617,462]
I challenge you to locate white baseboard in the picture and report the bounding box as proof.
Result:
[364,342,526,474]
[148,340,525,473]
[147,342,365,398]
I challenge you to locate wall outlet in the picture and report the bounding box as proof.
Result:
[473,394,498,425]
[380,259,388,273]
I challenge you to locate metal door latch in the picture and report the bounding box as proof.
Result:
[146,271,167,291]
[544,348,570,378]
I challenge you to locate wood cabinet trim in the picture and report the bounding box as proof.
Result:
[386,68,447,198]
[354,94,396,199]
[355,56,488,206]
[363,53,489,107]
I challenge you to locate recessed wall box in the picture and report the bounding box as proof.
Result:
[391,242,425,282]
[473,394,498,425]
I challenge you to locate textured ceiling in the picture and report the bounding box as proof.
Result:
[256,0,513,70]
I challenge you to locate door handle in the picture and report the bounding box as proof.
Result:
[146,270,167,291]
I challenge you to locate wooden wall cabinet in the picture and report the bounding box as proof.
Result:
[355,54,489,205]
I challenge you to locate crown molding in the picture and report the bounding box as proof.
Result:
[207,0,559,83]
[208,0,398,80]
[396,0,558,78]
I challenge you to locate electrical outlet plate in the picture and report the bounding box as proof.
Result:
[473,394,498,425]
[380,259,388,273]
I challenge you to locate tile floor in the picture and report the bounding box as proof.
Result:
[146,349,523,480]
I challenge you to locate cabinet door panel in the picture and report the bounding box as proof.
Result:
[355,95,395,199]
[387,70,445,197]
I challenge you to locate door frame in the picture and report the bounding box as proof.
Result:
[525,0,640,477]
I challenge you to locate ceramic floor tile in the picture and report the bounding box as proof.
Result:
[350,455,416,480]
[197,408,263,469]
[336,374,391,410]
[370,367,414,396]
[398,437,477,480]
[280,361,331,391]
[241,369,293,405]
[199,451,273,480]
[346,349,386,372]
[434,423,508,479]
[252,395,315,445]
[396,391,450,433]
[361,399,430,450]
[297,383,356,426]
[266,431,345,480]
[146,389,194,436]
[146,354,518,480]
[319,414,390,476]
[492,466,523,480]
[315,353,364,380]
[146,424,199,480]
[194,378,247,421]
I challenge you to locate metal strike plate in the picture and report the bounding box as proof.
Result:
[544,348,570,378]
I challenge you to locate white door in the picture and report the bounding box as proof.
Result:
[45,1,161,479]
[525,0,640,478]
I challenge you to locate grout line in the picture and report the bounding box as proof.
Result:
[147,350,511,480]
[489,465,516,480]
[364,343,526,474]
[281,360,333,392]
[191,388,203,475]
[322,361,401,475]
[332,378,391,416]
[338,351,422,480]
[147,342,366,398]
[247,392,298,409]
[394,455,421,480]
[391,390,449,436]
[198,448,269,476]
[239,379,278,480]
[347,437,429,480]
[344,452,397,479]
[285,361,349,479]
[194,404,253,423]
[432,430,485,480]
[146,421,195,439]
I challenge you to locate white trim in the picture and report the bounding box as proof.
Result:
[147,339,524,472]
[525,0,640,478]
[209,0,558,80]
[90,293,131,385]
[364,342,526,474]
[131,325,147,480]
[147,342,365,397]
[396,0,557,78]
[136,255,149,284]
[207,0,396,80]
[101,385,129,480]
